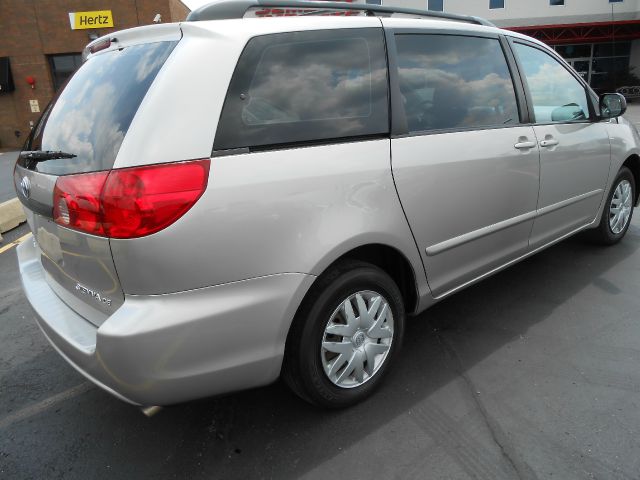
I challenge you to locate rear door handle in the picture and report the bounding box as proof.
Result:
[514,141,536,150]
[540,139,559,147]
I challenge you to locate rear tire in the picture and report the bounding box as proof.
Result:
[282,260,405,408]
[592,167,636,245]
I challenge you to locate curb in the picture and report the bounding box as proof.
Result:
[0,197,26,242]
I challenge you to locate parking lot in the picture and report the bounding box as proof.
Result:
[2,111,640,479]
[0,150,18,203]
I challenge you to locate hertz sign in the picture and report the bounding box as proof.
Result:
[68,10,114,30]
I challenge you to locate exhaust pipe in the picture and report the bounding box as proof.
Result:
[141,405,163,417]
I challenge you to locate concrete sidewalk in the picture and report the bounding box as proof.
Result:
[0,151,24,242]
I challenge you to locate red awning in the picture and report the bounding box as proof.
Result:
[506,20,640,45]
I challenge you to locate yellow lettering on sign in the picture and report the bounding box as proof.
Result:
[68,11,114,30]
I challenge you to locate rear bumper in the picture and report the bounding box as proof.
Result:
[17,238,315,406]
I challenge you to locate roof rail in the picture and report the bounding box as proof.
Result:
[186,0,496,27]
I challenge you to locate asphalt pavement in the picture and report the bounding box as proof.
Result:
[0,151,18,203]
[2,110,640,479]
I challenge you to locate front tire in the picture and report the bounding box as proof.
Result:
[282,260,405,408]
[592,167,636,245]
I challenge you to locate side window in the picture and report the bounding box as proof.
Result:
[513,42,590,123]
[214,29,388,151]
[395,34,519,134]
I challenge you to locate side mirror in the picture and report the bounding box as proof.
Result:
[600,93,627,119]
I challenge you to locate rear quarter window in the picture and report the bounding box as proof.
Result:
[23,41,177,175]
[214,28,389,151]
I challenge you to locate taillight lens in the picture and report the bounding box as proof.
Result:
[53,171,109,236]
[53,159,210,239]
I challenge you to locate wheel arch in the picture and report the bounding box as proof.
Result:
[298,241,422,321]
[622,154,640,206]
[326,243,420,314]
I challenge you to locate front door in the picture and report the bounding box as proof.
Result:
[389,32,540,297]
[512,42,611,248]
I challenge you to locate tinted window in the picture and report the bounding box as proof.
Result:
[514,43,590,123]
[593,42,631,57]
[490,0,505,9]
[395,35,519,133]
[428,0,444,11]
[25,41,177,175]
[555,44,591,58]
[214,29,388,151]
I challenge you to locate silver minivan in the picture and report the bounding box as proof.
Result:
[14,0,640,409]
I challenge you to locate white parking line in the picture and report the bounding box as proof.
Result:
[0,383,92,430]
[0,232,31,255]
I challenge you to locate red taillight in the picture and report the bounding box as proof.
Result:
[53,159,210,239]
[53,171,109,236]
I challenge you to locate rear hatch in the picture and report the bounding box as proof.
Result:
[14,27,181,326]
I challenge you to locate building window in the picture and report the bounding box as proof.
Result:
[555,44,592,58]
[489,0,504,8]
[553,42,634,94]
[0,57,15,93]
[428,0,444,12]
[550,0,564,5]
[48,54,82,91]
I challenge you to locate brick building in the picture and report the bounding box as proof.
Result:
[0,0,190,148]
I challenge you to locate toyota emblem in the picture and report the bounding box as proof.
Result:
[20,176,31,199]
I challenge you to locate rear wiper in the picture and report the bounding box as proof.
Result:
[20,150,77,169]
[20,150,77,162]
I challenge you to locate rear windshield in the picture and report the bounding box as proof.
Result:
[22,40,177,175]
